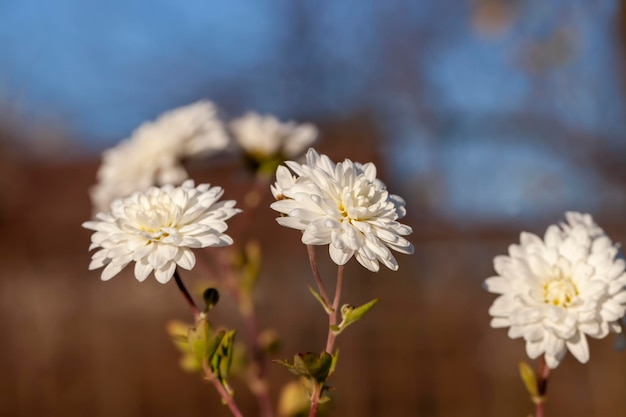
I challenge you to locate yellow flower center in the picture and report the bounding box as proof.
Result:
[543,277,578,307]
[338,203,348,218]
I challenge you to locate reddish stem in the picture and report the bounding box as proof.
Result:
[308,262,345,417]
[174,269,200,320]
[307,245,331,305]
[535,356,550,417]
[203,362,244,417]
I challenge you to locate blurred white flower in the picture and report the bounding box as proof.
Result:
[230,112,318,160]
[83,180,240,283]
[485,212,626,368]
[90,101,228,211]
[271,148,413,272]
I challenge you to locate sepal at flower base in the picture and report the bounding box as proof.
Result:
[331,298,379,336]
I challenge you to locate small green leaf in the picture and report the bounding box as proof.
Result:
[275,352,333,384]
[167,320,202,373]
[188,319,211,363]
[210,330,237,396]
[318,395,331,405]
[273,358,297,374]
[294,352,333,383]
[206,330,226,361]
[518,361,539,398]
[308,286,333,314]
[333,298,379,335]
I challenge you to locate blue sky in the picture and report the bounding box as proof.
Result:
[1,0,624,223]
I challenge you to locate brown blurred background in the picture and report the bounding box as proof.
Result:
[3,1,626,416]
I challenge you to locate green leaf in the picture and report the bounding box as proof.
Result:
[333,298,379,335]
[187,319,211,363]
[274,352,333,384]
[518,361,539,398]
[308,286,333,314]
[210,330,237,396]
[166,320,202,373]
[273,358,297,374]
[294,352,333,383]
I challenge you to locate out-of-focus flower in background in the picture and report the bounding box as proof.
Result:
[83,180,240,283]
[271,148,413,272]
[230,112,318,174]
[90,101,228,211]
[485,212,626,368]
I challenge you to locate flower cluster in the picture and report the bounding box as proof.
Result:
[271,148,414,272]
[90,101,229,211]
[230,112,318,161]
[83,180,240,283]
[485,212,626,368]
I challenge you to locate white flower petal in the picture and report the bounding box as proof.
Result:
[155,262,176,284]
[566,331,590,363]
[89,101,228,211]
[101,262,126,281]
[485,212,626,368]
[271,148,413,272]
[231,112,318,159]
[526,340,544,359]
[84,181,239,284]
[134,260,153,282]
[329,245,353,266]
[175,249,196,270]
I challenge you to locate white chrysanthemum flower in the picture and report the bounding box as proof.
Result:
[270,148,414,272]
[83,180,241,284]
[91,101,229,211]
[485,212,626,368]
[230,112,318,160]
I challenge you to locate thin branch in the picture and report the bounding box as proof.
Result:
[535,357,550,417]
[203,362,244,417]
[174,269,200,320]
[325,265,345,353]
[309,264,346,417]
[307,245,330,305]
[232,283,274,417]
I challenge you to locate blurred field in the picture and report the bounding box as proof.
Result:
[2,140,626,417]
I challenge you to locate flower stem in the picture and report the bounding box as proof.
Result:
[325,265,345,353]
[307,245,330,306]
[535,357,550,417]
[203,362,244,417]
[308,263,346,417]
[232,286,274,417]
[174,269,200,320]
